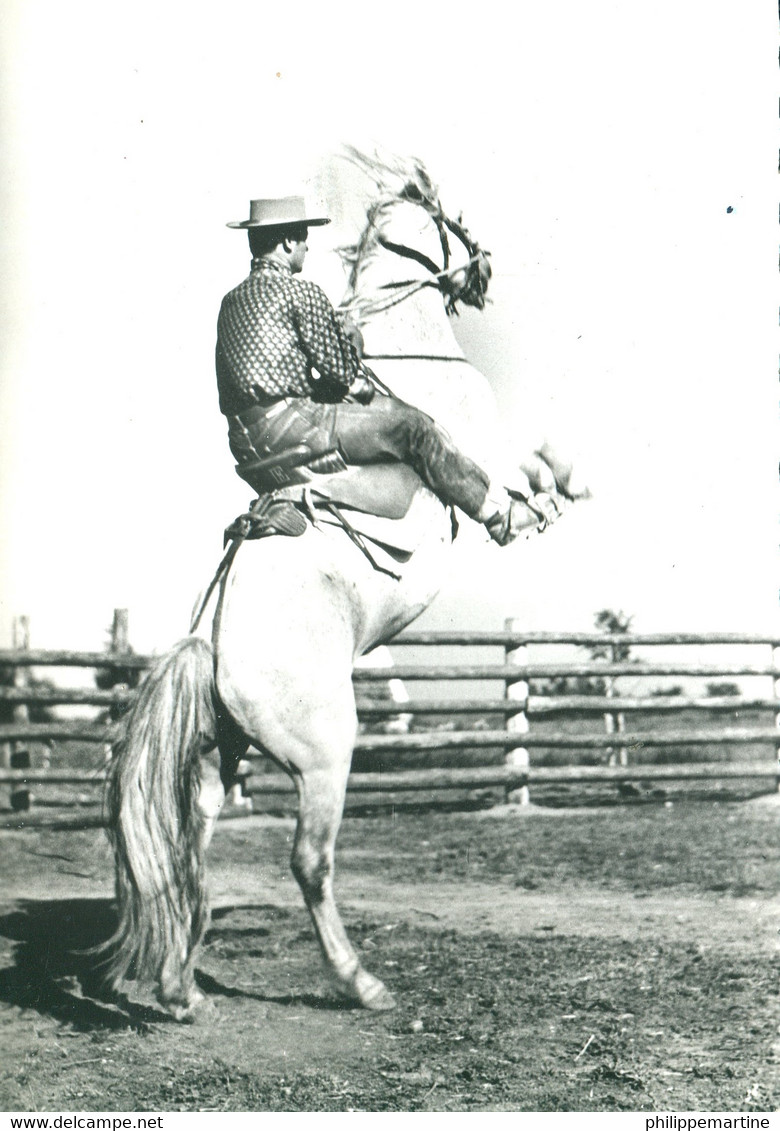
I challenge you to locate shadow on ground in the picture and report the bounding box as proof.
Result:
[0,898,170,1030]
[0,899,354,1032]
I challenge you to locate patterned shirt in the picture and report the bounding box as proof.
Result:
[216,258,363,415]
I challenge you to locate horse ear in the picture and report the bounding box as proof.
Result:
[401,181,424,203]
[412,160,438,199]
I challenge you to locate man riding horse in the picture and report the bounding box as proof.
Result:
[106,173,592,1021]
[216,195,565,546]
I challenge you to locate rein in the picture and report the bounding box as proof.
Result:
[189,495,274,633]
[339,251,489,323]
[377,234,442,278]
[363,354,468,362]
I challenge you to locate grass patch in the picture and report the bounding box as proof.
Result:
[74,924,779,1112]
[333,803,778,895]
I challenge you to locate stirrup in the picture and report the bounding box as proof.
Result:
[223,498,307,545]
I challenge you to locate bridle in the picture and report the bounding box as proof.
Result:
[339,190,492,323]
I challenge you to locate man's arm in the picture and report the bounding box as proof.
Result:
[291,279,365,394]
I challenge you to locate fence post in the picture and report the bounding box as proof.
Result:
[504,617,530,805]
[1,664,9,811]
[604,676,627,767]
[103,609,132,770]
[10,616,32,811]
[110,608,130,661]
[768,646,773,796]
[603,627,628,766]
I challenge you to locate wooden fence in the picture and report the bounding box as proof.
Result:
[1,612,778,827]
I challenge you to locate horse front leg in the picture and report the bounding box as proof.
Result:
[532,440,592,501]
[291,763,396,1011]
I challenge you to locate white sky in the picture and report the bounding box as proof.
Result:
[0,0,777,653]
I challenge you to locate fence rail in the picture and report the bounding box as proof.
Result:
[4,654,779,679]
[1,689,778,715]
[1,761,774,790]
[2,611,779,824]
[0,721,777,750]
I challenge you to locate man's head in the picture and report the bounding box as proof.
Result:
[248,222,309,272]
[228,196,328,275]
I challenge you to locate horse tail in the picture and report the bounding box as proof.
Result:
[104,636,217,1012]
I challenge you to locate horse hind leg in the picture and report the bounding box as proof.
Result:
[216,706,252,813]
[160,722,249,1019]
[194,709,250,853]
[226,680,395,1009]
[150,752,230,1022]
[197,752,227,845]
[215,562,394,1010]
[291,760,396,1011]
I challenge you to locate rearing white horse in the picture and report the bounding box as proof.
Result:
[104,152,581,1020]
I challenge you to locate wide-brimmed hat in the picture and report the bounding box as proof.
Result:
[227,195,330,229]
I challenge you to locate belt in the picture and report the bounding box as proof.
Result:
[230,399,291,428]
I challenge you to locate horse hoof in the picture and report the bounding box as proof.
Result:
[173,1000,217,1024]
[161,988,212,1023]
[340,968,396,1011]
[363,984,397,1011]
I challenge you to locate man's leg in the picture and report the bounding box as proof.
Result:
[331,396,494,519]
[231,397,550,544]
[331,398,562,543]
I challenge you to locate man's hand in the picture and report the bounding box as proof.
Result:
[349,372,375,404]
[338,313,365,357]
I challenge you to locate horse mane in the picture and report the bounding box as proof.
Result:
[340,145,442,212]
[338,146,445,283]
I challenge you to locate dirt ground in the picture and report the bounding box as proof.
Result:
[0,797,778,1112]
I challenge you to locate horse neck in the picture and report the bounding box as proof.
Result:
[348,200,465,359]
[361,288,464,358]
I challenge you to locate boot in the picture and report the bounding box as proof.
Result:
[483,493,559,547]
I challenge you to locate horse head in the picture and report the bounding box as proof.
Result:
[337,150,492,342]
[393,176,492,315]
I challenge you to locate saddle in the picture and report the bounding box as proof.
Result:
[224,444,432,577]
[233,443,422,520]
